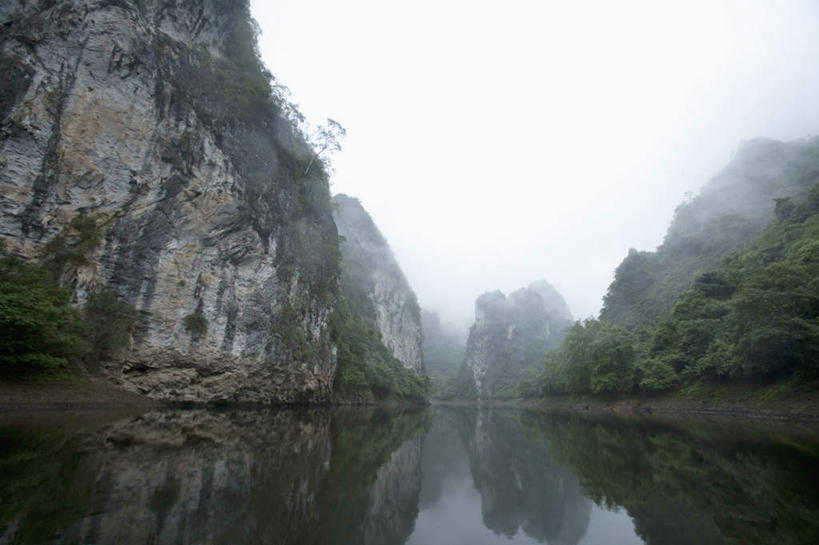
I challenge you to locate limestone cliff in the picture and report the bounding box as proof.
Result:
[464,280,572,398]
[0,1,339,401]
[332,194,423,374]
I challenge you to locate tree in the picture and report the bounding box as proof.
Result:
[304,118,346,176]
[0,253,84,370]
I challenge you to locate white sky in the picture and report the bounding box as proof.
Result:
[250,0,819,329]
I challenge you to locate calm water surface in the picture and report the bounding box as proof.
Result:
[0,407,817,545]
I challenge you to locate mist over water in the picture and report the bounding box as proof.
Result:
[251,0,819,328]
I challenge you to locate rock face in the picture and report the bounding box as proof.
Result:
[332,194,423,373]
[464,280,572,398]
[0,1,339,402]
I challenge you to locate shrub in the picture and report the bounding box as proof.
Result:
[0,253,84,370]
[85,290,136,364]
[42,214,106,279]
[330,297,429,401]
[183,312,208,336]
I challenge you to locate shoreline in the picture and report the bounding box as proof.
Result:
[435,383,819,422]
[0,375,429,412]
[2,375,817,423]
[0,374,160,411]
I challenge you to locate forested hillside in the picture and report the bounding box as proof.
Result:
[602,138,819,329]
[528,138,819,397]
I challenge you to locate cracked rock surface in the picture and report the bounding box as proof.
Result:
[0,0,339,402]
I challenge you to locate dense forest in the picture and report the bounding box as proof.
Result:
[520,139,819,398]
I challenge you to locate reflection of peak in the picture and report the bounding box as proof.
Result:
[465,410,592,545]
[523,480,592,545]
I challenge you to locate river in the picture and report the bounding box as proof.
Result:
[0,407,817,544]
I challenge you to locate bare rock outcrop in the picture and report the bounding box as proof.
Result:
[0,0,339,402]
[332,194,424,374]
[464,280,572,398]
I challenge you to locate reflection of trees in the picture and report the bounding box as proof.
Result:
[0,408,428,545]
[454,408,592,545]
[536,413,819,545]
[314,408,428,545]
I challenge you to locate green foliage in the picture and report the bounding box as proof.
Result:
[529,181,819,397]
[601,138,819,330]
[635,356,678,391]
[552,319,636,394]
[665,189,819,379]
[42,214,107,279]
[84,290,137,364]
[183,312,208,336]
[0,253,84,370]
[433,363,478,400]
[330,297,429,402]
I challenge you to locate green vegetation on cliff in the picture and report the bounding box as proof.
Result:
[0,253,84,370]
[330,194,428,402]
[527,157,819,397]
[601,138,819,330]
[331,297,429,402]
[0,252,137,373]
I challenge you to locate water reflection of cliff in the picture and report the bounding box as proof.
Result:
[416,408,819,545]
[4,408,818,545]
[0,408,427,545]
[459,409,592,544]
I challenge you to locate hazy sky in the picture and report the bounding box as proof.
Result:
[250,0,819,329]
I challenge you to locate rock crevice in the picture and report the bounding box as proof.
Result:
[0,0,339,402]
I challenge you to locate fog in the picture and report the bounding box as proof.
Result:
[250,0,819,329]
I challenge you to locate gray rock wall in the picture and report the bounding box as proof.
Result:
[464,280,572,398]
[332,194,424,373]
[0,0,339,402]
